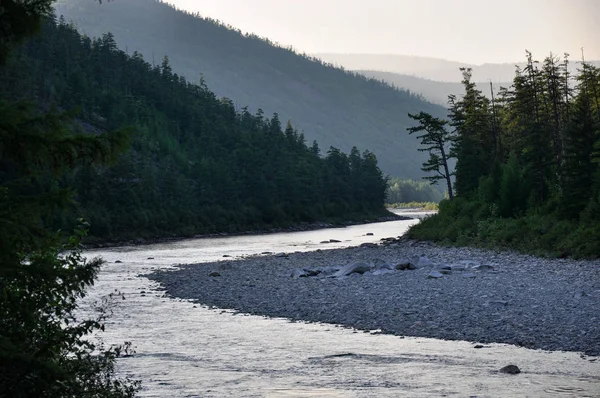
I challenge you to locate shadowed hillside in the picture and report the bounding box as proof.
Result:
[54,0,446,179]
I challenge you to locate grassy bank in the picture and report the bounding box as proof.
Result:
[388,202,439,211]
[408,198,600,258]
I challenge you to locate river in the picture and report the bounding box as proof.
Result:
[82,211,600,397]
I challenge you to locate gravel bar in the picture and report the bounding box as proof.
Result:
[148,241,600,356]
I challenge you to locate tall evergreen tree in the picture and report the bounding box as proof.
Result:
[407,112,455,199]
[449,68,496,196]
[408,51,600,257]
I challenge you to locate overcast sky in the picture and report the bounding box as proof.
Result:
[167,0,598,64]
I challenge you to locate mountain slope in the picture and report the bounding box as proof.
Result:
[54,0,445,179]
[358,70,510,105]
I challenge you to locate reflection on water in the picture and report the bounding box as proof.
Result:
[83,214,600,397]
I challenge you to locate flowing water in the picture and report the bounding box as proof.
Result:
[83,212,600,397]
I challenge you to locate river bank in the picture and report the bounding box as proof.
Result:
[83,211,407,249]
[149,239,600,356]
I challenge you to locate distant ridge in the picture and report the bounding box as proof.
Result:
[357,70,511,106]
[316,53,600,83]
[54,0,446,179]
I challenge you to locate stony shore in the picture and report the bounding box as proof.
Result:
[148,239,600,356]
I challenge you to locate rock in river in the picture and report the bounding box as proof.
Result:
[360,242,378,248]
[499,364,521,374]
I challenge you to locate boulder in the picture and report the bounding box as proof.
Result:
[409,255,434,269]
[366,232,374,236]
[417,256,435,267]
[437,264,452,273]
[319,265,342,276]
[394,260,411,270]
[115,260,122,263]
[372,259,394,270]
[290,268,310,278]
[305,269,322,277]
[333,262,372,277]
[372,269,396,276]
[427,270,444,279]
[208,271,221,277]
[329,239,342,243]
[360,242,378,248]
[459,260,480,268]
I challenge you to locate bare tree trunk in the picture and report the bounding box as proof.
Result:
[489,80,500,161]
[439,140,454,199]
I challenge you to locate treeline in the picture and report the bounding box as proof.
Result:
[386,178,444,204]
[0,16,388,240]
[409,52,600,257]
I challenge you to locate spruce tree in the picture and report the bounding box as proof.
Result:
[449,68,496,197]
[407,112,455,199]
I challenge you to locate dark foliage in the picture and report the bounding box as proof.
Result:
[409,53,600,258]
[1,3,138,395]
[0,17,389,241]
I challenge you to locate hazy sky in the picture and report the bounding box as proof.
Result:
[167,0,598,64]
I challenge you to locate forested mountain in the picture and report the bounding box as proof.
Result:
[359,70,509,105]
[317,53,600,83]
[0,17,389,240]
[52,0,445,179]
[409,55,600,258]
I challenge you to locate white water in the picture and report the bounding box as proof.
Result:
[83,212,600,397]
